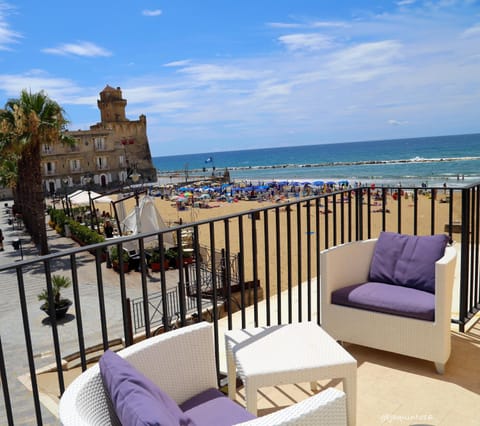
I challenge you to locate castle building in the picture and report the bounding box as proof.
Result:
[42,85,157,194]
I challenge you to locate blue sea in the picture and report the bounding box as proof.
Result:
[152,133,480,187]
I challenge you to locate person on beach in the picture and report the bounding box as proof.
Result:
[0,229,4,251]
[104,221,114,238]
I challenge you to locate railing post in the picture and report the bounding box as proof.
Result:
[459,187,470,332]
[355,188,364,241]
[0,336,14,426]
[126,298,134,345]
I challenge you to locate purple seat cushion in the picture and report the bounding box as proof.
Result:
[99,350,195,426]
[369,232,449,294]
[331,282,435,321]
[180,388,256,426]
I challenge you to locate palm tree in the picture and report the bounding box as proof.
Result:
[0,154,18,196]
[0,90,73,254]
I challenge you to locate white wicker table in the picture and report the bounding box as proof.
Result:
[225,321,357,426]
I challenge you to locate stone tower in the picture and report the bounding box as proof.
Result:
[97,85,127,122]
[90,85,157,183]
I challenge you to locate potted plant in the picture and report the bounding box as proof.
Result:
[38,275,72,320]
[110,246,130,272]
[148,249,169,272]
[166,247,194,268]
[165,247,179,269]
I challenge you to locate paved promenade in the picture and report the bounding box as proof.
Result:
[0,201,180,425]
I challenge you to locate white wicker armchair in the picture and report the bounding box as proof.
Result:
[59,322,347,425]
[320,238,457,374]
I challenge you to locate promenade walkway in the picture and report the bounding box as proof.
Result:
[0,202,180,425]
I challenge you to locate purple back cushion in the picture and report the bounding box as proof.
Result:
[99,350,196,426]
[369,232,449,294]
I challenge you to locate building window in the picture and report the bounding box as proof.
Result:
[43,144,52,154]
[94,137,106,150]
[70,159,81,172]
[96,157,107,169]
[119,155,125,167]
[45,162,55,175]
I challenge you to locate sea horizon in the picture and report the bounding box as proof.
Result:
[152,133,480,188]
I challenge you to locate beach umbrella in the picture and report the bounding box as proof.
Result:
[200,193,211,199]
[313,180,325,186]
[254,185,268,191]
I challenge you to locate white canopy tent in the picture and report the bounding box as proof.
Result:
[121,195,174,247]
[69,190,113,206]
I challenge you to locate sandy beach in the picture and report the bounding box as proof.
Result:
[97,188,462,297]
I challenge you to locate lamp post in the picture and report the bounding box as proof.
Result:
[62,178,70,217]
[129,170,142,234]
[84,174,95,230]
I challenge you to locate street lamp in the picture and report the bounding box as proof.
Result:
[62,178,70,217]
[129,170,142,234]
[84,173,95,230]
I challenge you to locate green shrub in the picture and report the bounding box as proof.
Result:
[65,218,105,246]
[110,246,130,263]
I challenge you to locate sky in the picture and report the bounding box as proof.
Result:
[0,1,479,157]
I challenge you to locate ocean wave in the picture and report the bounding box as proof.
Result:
[157,155,480,175]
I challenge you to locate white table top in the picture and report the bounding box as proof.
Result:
[225,321,356,378]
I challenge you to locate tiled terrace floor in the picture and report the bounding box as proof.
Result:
[38,309,480,426]
[221,321,479,425]
[214,257,480,426]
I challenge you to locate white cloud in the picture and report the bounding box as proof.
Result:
[311,21,348,29]
[253,79,294,98]
[267,22,302,29]
[0,70,85,103]
[388,119,409,125]
[0,2,21,50]
[178,63,260,82]
[142,9,162,17]
[461,24,480,38]
[328,40,403,73]
[396,0,416,6]
[42,41,112,57]
[278,33,334,51]
[164,59,192,67]
[268,20,347,29]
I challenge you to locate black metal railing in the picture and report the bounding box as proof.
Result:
[130,284,209,334]
[0,183,479,424]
